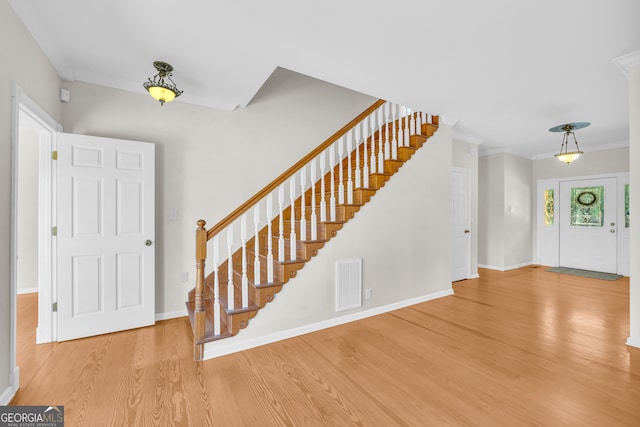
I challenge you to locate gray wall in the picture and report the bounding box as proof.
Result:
[61,69,378,317]
[478,153,533,269]
[17,126,39,292]
[533,147,629,180]
[206,125,454,356]
[1,2,62,403]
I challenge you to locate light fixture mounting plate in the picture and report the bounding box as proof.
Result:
[548,122,591,133]
[153,61,174,74]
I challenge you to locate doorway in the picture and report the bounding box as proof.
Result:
[452,168,471,281]
[536,173,629,275]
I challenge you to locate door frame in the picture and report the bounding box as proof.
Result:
[10,84,62,393]
[535,172,629,274]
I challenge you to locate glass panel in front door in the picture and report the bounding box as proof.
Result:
[570,186,604,227]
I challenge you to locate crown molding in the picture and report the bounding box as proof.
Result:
[613,50,640,77]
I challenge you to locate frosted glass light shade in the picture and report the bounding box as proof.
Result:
[555,151,582,164]
[147,86,177,105]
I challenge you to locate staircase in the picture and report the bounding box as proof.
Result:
[186,100,439,360]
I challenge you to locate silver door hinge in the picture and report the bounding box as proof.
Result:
[52,226,57,236]
[52,302,57,312]
[52,150,58,160]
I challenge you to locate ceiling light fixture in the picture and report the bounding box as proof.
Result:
[549,121,590,165]
[143,61,183,105]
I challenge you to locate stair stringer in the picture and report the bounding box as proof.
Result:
[203,124,454,360]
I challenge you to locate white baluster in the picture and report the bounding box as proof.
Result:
[278,185,285,263]
[253,205,260,286]
[329,145,337,222]
[289,177,297,261]
[377,108,384,173]
[226,226,234,311]
[391,103,398,160]
[369,114,377,174]
[319,151,327,222]
[362,120,370,188]
[354,126,361,189]
[397,104,405,148]
[403,107,410,147]
[416,111,423,134]
[266,194,274,283]
[213,235,220,335]
[300,166,307,242]
[346,131,353,204]
[310,159,318,241]
[338,137,345,205]
[384,103,390,160]
[410,110,416,136]
[240,214,248,308]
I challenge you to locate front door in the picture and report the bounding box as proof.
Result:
[56,133,155,341]
[559,178,617,274]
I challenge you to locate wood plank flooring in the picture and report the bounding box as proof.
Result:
[12,266,640,426]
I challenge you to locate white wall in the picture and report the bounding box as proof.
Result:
[61,68,377,318]
[452,140,479,276]
[205,125,454,357]
[1,1,62,404]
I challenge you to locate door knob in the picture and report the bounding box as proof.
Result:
[464,229,470,234]
[610,229,615,234]
[145,239,153,246]
[610,222,615,226]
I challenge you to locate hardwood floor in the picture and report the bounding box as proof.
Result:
[12,266,640,426]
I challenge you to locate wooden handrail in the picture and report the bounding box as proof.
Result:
[206,99,386,240]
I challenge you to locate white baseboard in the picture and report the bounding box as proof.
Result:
[204,288,454,360]
[478,261,533,272]
[155,308,187,321]
[17,287,38,295]
[468,273,480,279]
[627,336,640,349]
[0,367,19,405]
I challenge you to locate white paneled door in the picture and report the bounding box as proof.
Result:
[452,169,470,282]
[57,133,155,341]
[559,178,617,274]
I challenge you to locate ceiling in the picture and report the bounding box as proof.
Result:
[9,0,640,158]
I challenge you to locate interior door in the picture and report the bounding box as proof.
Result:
[56,133,155,341]
[451,169,470,281]
[559,178,617,273]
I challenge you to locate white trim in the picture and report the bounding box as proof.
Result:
[17,287,38,295]
[468,273,480,279]
[155,309,188,322]
[613,50,640,77]
[478,261,533,272]
[203,288,454,360]
[11,85,62,401]
[0,366,19,405]
[626,336,640,349]
[530,140,629,161]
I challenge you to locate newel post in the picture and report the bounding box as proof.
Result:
[194,219,207,361]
